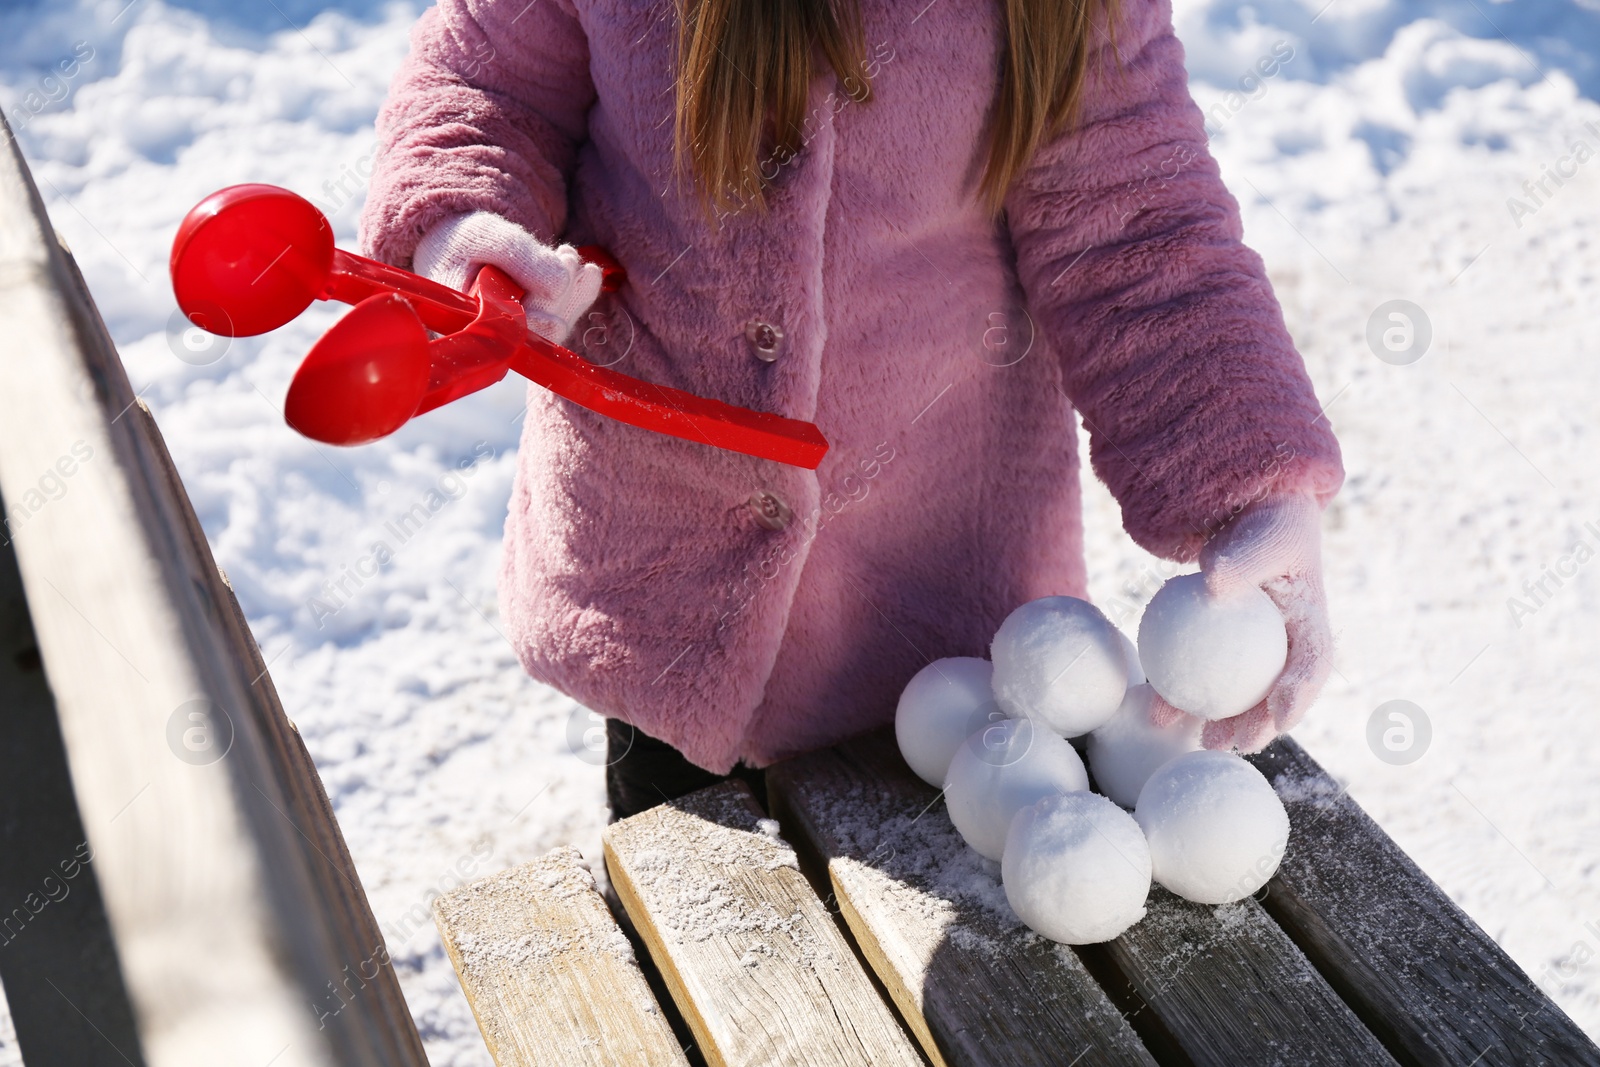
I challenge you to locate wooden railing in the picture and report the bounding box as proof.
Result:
[0,114,427,1066]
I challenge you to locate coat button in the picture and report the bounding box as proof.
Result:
[744,319,784,361]
[747,490,792,531]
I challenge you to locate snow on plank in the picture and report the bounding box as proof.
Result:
[766,728,1158,1067]
[432,847,688,1067]
[602,780,924,1067]
[1248,738,1600,1067]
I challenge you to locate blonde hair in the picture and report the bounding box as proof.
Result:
[671,0,1119,219]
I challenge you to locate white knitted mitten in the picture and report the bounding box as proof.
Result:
[413,212,603,345]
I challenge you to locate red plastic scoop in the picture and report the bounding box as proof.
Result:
[170,183,335,337]
[169,184,829,468]
[286,293,430,445]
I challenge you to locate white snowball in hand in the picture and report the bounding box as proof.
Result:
[943,718,1089,861]
[1086,684,1203,809]
[1134,750,1289,904]
[1137,573,1287,720]
[990,597,1128,736]
[895,657,1003,787]
[1003,792,1151,944]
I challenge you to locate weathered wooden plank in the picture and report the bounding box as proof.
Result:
[1093,885,1398,1067]
[0,494,144,1065]
[433,846,689,1067]
[1248,738,1600,1066]
[765,729,1159,1067]
[0,113,426,1065]
[603,780,925,1067]
[138,395,426,1059]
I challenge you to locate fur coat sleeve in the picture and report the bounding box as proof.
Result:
[359,0,595,265]
[1002,0,1343,562]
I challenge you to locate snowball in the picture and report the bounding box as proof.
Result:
[1002,792,1151,944]
[895,657,1003,787]
[990,596,1128,736]
[1118,628,1146,687]
[1134,750,1290,905]
[1137,573,1287,720]
[943,718,1089,861]
[1086,684,1203,809]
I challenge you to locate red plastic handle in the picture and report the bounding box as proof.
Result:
[424,266,828,468]
[169,184,829,469]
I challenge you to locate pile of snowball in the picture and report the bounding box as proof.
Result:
[894,575,1293,945]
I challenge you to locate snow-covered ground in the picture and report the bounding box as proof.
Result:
[2,0,1598,1061]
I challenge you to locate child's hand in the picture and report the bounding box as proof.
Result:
[1147,491,1332,753]
[413,211,603,345]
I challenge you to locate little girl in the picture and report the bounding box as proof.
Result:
[360,0,1343,819]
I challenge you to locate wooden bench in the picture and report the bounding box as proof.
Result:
[436,728,1600,1067]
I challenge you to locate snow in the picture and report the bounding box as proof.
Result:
[942,718,1090,861]
[1086,683,1205,808]
[1002,791,1152,945]
[1138,573,1289,720]
[2,0,1599,1055]
[990,595,1129,735]
[436,847,635,974]
[1134,750,1291,905]
[893,656,1001,788]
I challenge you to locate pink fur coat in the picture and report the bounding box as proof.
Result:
[360,0,1344,773]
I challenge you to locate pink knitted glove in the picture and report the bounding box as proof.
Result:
[1148,491,1332,753]
[413,212,603,345]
